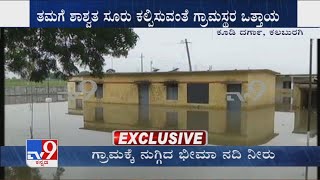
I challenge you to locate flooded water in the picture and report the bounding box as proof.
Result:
[5,101,318,179]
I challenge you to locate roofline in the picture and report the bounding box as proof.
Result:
[276,74,317,77]
[295,82,317,85]
[70,69,280,78]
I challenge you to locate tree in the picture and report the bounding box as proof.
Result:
[48,72,64,80]
[5,167,42,180]
[53,167,65,180]
[4,28,139,82]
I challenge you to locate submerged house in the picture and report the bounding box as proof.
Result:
[67,69,279,115]
[275,74,317,111]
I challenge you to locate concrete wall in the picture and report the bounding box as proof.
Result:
[5,86,67,105]
[293,109,317,136]
[104,83,139,104]
[275,75,316,109]
[293,84,317,109]
[245,106,276,144]
[247,71,276,108]
[82,72,249,108]
[275,76,292,105]
[67,76,86,115]
[293,85,301,109]
[68,70,278,114]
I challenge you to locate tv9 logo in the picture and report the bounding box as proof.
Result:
[68,80,98,101]
[226,80,266,102]
[26,139,58,167]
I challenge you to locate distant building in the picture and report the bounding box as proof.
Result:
[67,69,279,115]
[275,74,317,111]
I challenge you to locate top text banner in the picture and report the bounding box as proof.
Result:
[30,0,297,28]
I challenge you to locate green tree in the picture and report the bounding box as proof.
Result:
[3,28,139,82]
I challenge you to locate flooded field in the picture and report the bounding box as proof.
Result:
[5,100,318,179]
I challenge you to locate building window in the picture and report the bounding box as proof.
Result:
[283,81,291,89]
[95,107,104,122]
[95,83,103,99]
[75,99,82,109]
[166,112,178,129]
[166,84,178,100]
[187,83,209,104]
[75,82,81,92]
[282,97,291,104]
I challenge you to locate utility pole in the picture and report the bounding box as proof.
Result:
[305,38,313,180]
[150,60,153,72]
[307,39,313,147]
[317,39,320,180]
[0,27,5,180]
[111,59,114,69]
[184,39,192,71]
[29,80,34,139]
[140,53,144,72]
[47,77,50,97]
[47,77,52,139]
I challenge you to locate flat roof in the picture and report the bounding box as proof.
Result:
[71,69,280,78]
[276,74,317,77]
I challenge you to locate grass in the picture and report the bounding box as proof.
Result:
[5,79,67,87]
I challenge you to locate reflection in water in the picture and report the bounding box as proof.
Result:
[83,103,279,146]
[94,107,104,123]
[165,111,179,129]
[138,105,150,127]
[275,104,317,138]
[5,101,318,179]
[226,111,241,135]
[293,109,317,137]
[187,111,209,132]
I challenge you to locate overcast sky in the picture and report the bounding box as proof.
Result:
[6,28,318,78]
[99,28,318,75]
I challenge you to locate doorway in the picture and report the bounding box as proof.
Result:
[138,84,150,125]
[226,84,242,134]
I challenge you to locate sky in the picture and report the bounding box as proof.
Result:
[99,28,318,75]
[5,28,319,78]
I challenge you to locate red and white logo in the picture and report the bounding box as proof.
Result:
[113,130,207,146]
[26,139,58,167]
